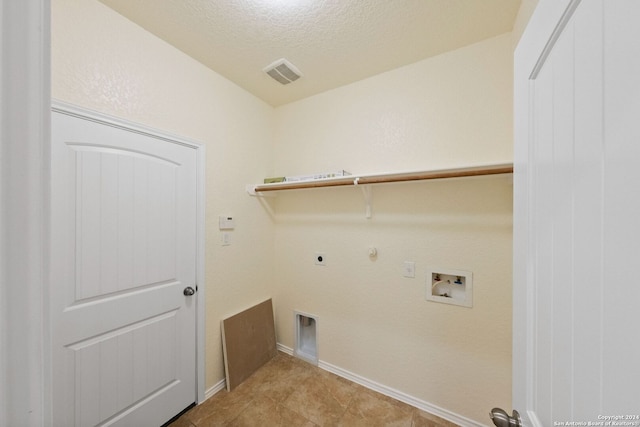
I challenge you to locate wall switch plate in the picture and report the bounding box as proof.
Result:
[403,261,416,278]
[315,252,326,266]
[219,215,235,230]
[221,232,231,246]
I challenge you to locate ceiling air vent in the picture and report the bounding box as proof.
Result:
[263,58,302,85]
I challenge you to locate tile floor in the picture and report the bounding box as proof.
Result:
[171,351,459,427]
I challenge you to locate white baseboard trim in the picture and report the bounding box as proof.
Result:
[277,343,294,356]
[203,378,226,402]
[276,343,484,427]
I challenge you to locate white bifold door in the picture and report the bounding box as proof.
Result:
[51,106,198,426]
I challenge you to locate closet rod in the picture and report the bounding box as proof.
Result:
[252,163,513,193]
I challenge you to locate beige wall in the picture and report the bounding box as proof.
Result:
[273,34,513,176]
[51,0,276,390]
[513,0,540,47]
[53,1,514,423]
[270,33,513,423]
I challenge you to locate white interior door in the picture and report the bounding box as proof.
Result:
[514,0,640,425]
[50,105,199,426]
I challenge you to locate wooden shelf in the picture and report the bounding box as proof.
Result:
[248,163,513,194]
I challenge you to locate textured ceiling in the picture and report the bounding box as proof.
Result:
[99,0,521,107]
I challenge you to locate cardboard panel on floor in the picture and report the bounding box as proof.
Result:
[221,299,277,391]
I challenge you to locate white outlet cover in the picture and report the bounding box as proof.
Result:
[403,261,416,278]
[315,252,326,266]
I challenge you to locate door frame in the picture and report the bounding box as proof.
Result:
[0,0,51,425]
[2,2,206,423]
[51,100,208,408]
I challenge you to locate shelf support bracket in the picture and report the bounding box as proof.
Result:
[246,185,258,196]
[246,185,276,197]
[356,180,373,219]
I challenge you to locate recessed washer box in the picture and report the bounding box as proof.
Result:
[426,267,473,308]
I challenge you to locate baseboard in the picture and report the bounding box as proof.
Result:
[276,343,484,427]
[203,378,226,402]
[277,343,294,356]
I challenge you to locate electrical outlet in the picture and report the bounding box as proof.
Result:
[315,252,326,266]
[403,261,415,278]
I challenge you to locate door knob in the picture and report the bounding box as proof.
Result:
[490,408,522,427]
[183,286,196,296]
